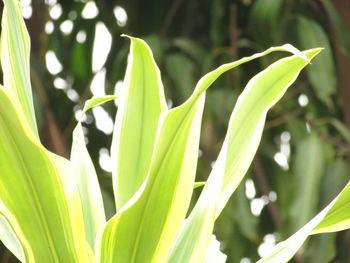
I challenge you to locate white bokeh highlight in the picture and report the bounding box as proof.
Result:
[113,6,128,27]
[45,51,63,75]
[82,1,98,19]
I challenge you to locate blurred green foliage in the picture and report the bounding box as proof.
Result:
[1,0,350,262]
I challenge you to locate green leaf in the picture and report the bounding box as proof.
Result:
[320,0,350,59]
[290,135,325,230]
[298,16,337,108]
[71,122,106,248]
[0,87,93,263]
[98,39,316,263]
[168,48,322,263]
[1,0,38,136]
[320,159,349,207]
[312,181,350,234]
[0,214,25,262]
[111,35,168,210]
[70,95,116,247]
[258,172,350,262]
[82,96,118,114]
[329,119,350,145]
[303,234,336,263]
[97,85,206,262]
[249,0,284,43]
[194,182,208,189]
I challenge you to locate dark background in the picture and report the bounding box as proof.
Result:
[1,0,350,262]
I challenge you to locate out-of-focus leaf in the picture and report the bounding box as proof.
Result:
[0,87,93,263]
[71,42,91,81]
[297,16,337,108]
[168,49,321,263]
[329,119,350,145]
[111,35,167,210]
[320,159,349,207]
[1,0,38,136]
[250,0,284,44]
[172,38,207,63]
[320,0,350,58]
[304,234,336,263]
[0,215,25,262]
[210,0,226,46]
[232,180,258,240]
[290,135,325,230]
[166,53,196,100]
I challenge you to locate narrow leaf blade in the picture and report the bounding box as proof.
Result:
[1,0,38,135]
[111,36,167,209]
[168,49,322,263]
[0,87,93,263]
[0,214,25,262]
[99,41,314,263]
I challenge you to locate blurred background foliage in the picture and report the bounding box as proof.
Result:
[1,0,350,262]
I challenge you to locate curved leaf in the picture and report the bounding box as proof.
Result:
[98,37,315,263]
[168,49,321,263]
[70,95,117,247]
[0,87,93,263]
[1,0,38,136]
[0,214,25,262]
[111,35,168,210]
[258,163,350,262]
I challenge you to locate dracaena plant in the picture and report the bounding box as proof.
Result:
[2,0,350,263]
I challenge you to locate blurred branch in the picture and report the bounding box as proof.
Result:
[229,4,238,58]
[265,108,304,130]
[307,115,350,157]
[160,0,184,39]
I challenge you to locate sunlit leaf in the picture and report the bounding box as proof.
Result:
[169,49,321,263]
[82,96,118,113]
[98,37,312,263]
[70,95,117,247]
[1,0,38,136]
[111,35,168,210]
[0,87,93,263]
[259,175,350,262]
[0,215,25,262]
[194,182,208,189]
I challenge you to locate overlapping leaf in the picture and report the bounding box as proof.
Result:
[97,35,318,263]
[70,97,117,248]
[257,178,350,263]
[0,87,93,263]
[0,215,24,262]
[98,37,205,262]
[168,49,321,263]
